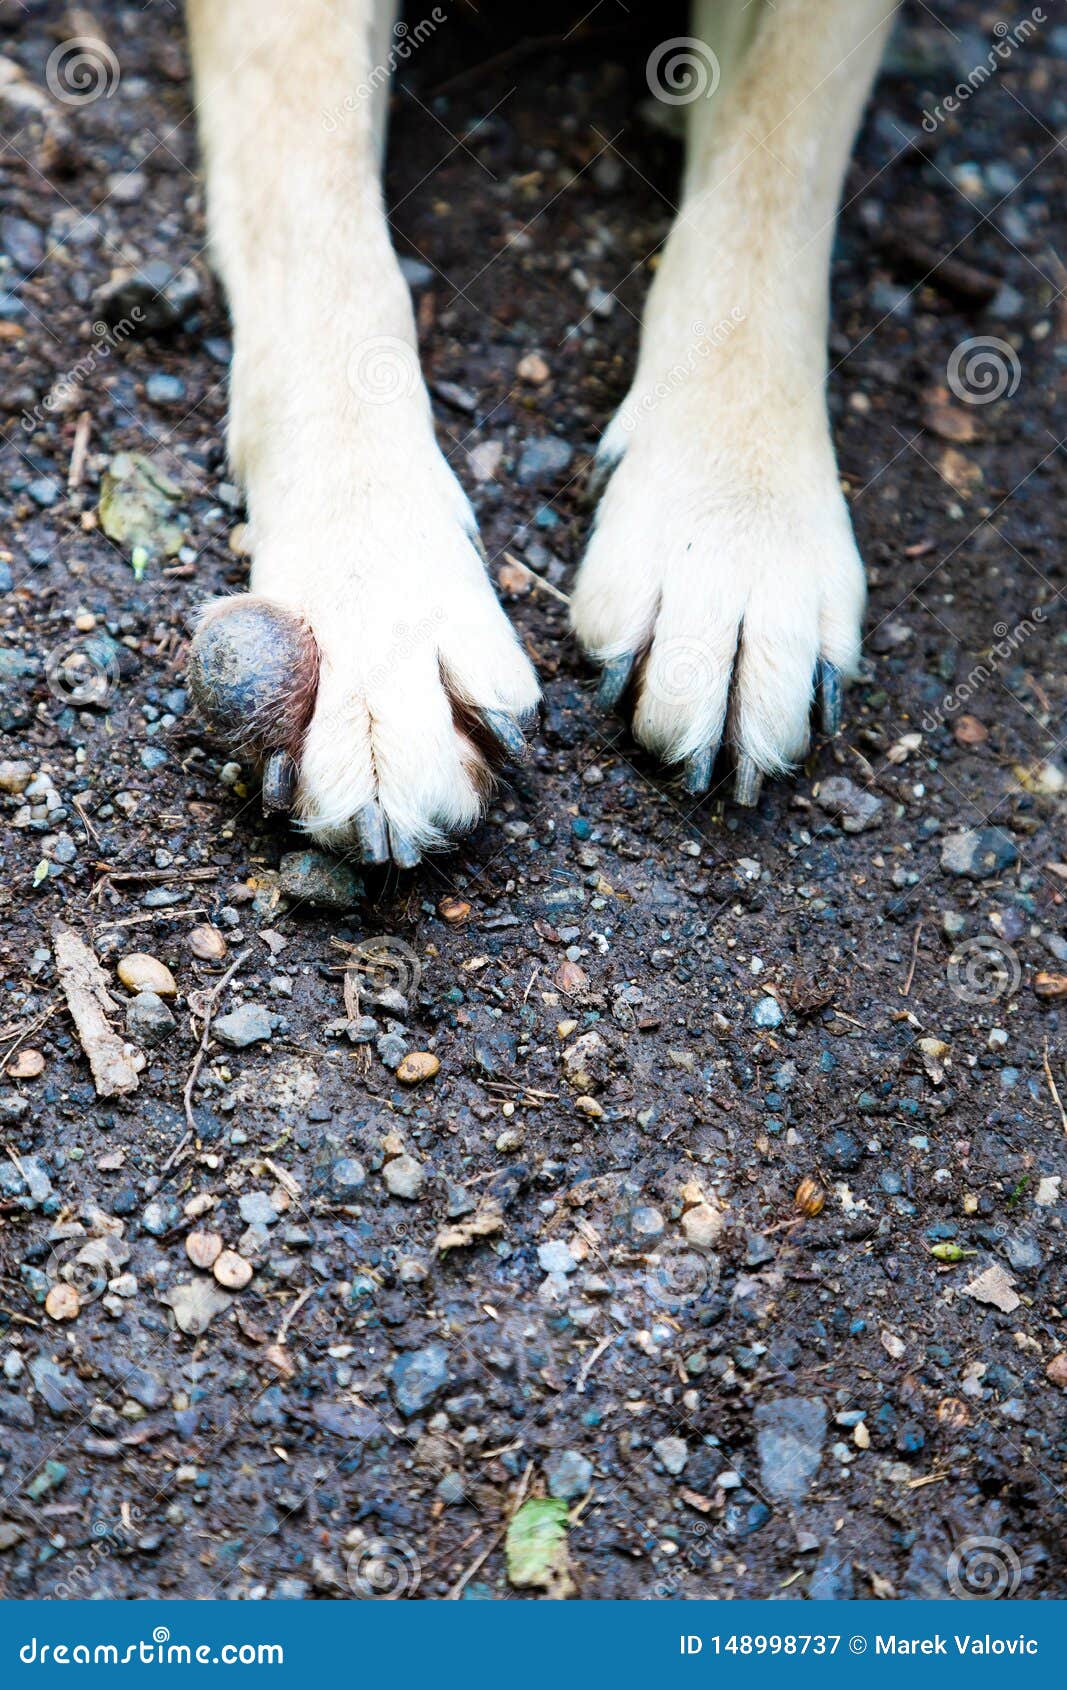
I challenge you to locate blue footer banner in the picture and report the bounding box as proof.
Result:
[0,1601,1064,1686]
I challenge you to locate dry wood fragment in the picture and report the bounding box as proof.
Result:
[52,922,139,1097]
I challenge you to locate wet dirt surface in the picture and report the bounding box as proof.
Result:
[0,1,1064,1600]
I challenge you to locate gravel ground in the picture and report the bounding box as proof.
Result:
[0,1,1064,1602]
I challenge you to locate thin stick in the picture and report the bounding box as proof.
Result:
[501,551,571,606]
[181,947,251,1134]
[447,1524,507,1601]
[1043,1039,1067,1136]
[68,410,91,490]
[901,920,923,997]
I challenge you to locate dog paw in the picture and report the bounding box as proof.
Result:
[571,409,865,804]
[189,485,539,866]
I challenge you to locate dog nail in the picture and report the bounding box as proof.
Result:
[261,749,296,814]
[818,659,843,735]
[596,653,634,710]
[388,827,421,870]
[682,742,718,795]
[481,709,529,763]
[734,758,764,807]
[354,801,390,865]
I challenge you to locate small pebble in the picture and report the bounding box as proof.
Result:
[5,1048,44,1080]
[117,953,177,997]
[186,1231,223,1270]
[188,925,228,962]
[45,1284,80,1322]
[396,1051,440,1085]
[213,1251,253,1290]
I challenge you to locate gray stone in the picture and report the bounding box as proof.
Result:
[538,1239,577,1275]
[278,849,362,909]
[516,435,573,487]
[941,828,1018,880]
[383,1154,424,1201]
[239,1192,279,1227]
[815,775,884,833]
[654,1436,689,1475]
[213,1004,273,1048]
[126,989,175,1046]
[753,996,783,1029]
[544,1448,593,1500]
[330,1158,366,1197]
[435,1471,466,1505]
[808,1544,854,1600]
[391,1343,450,1417]
[376,1031,409,1069]
[753,1396,827,1502]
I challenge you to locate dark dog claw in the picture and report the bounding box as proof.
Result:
[597,653,634,711]
[354,801,390,865]
[682,741,719,796]
[388,826,421,870]
[734,757,764,807]
[481,709,530,763]
[261,749,297,814]
[817,658,843,736]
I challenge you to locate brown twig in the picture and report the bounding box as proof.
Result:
[181,947,251,1135]
[901,920,923,997]
[1043,1039,1066,1137]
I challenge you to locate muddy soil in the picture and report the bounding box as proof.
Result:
[0,1,1064,1601]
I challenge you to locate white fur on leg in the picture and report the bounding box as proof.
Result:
[573,0,895,784]
[188,0,540,854]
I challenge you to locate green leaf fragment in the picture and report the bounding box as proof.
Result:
[98,451,187,565]
[32,859,49,887]
[506,1497,574,1596]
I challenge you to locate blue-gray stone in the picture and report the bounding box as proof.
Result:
[753,1396,827,1502]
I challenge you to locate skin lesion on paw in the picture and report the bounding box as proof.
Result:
[187,595,539,869]
[186,595,320,814]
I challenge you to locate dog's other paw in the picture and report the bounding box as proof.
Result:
[190,470,539,867]
[571,402,864,805]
